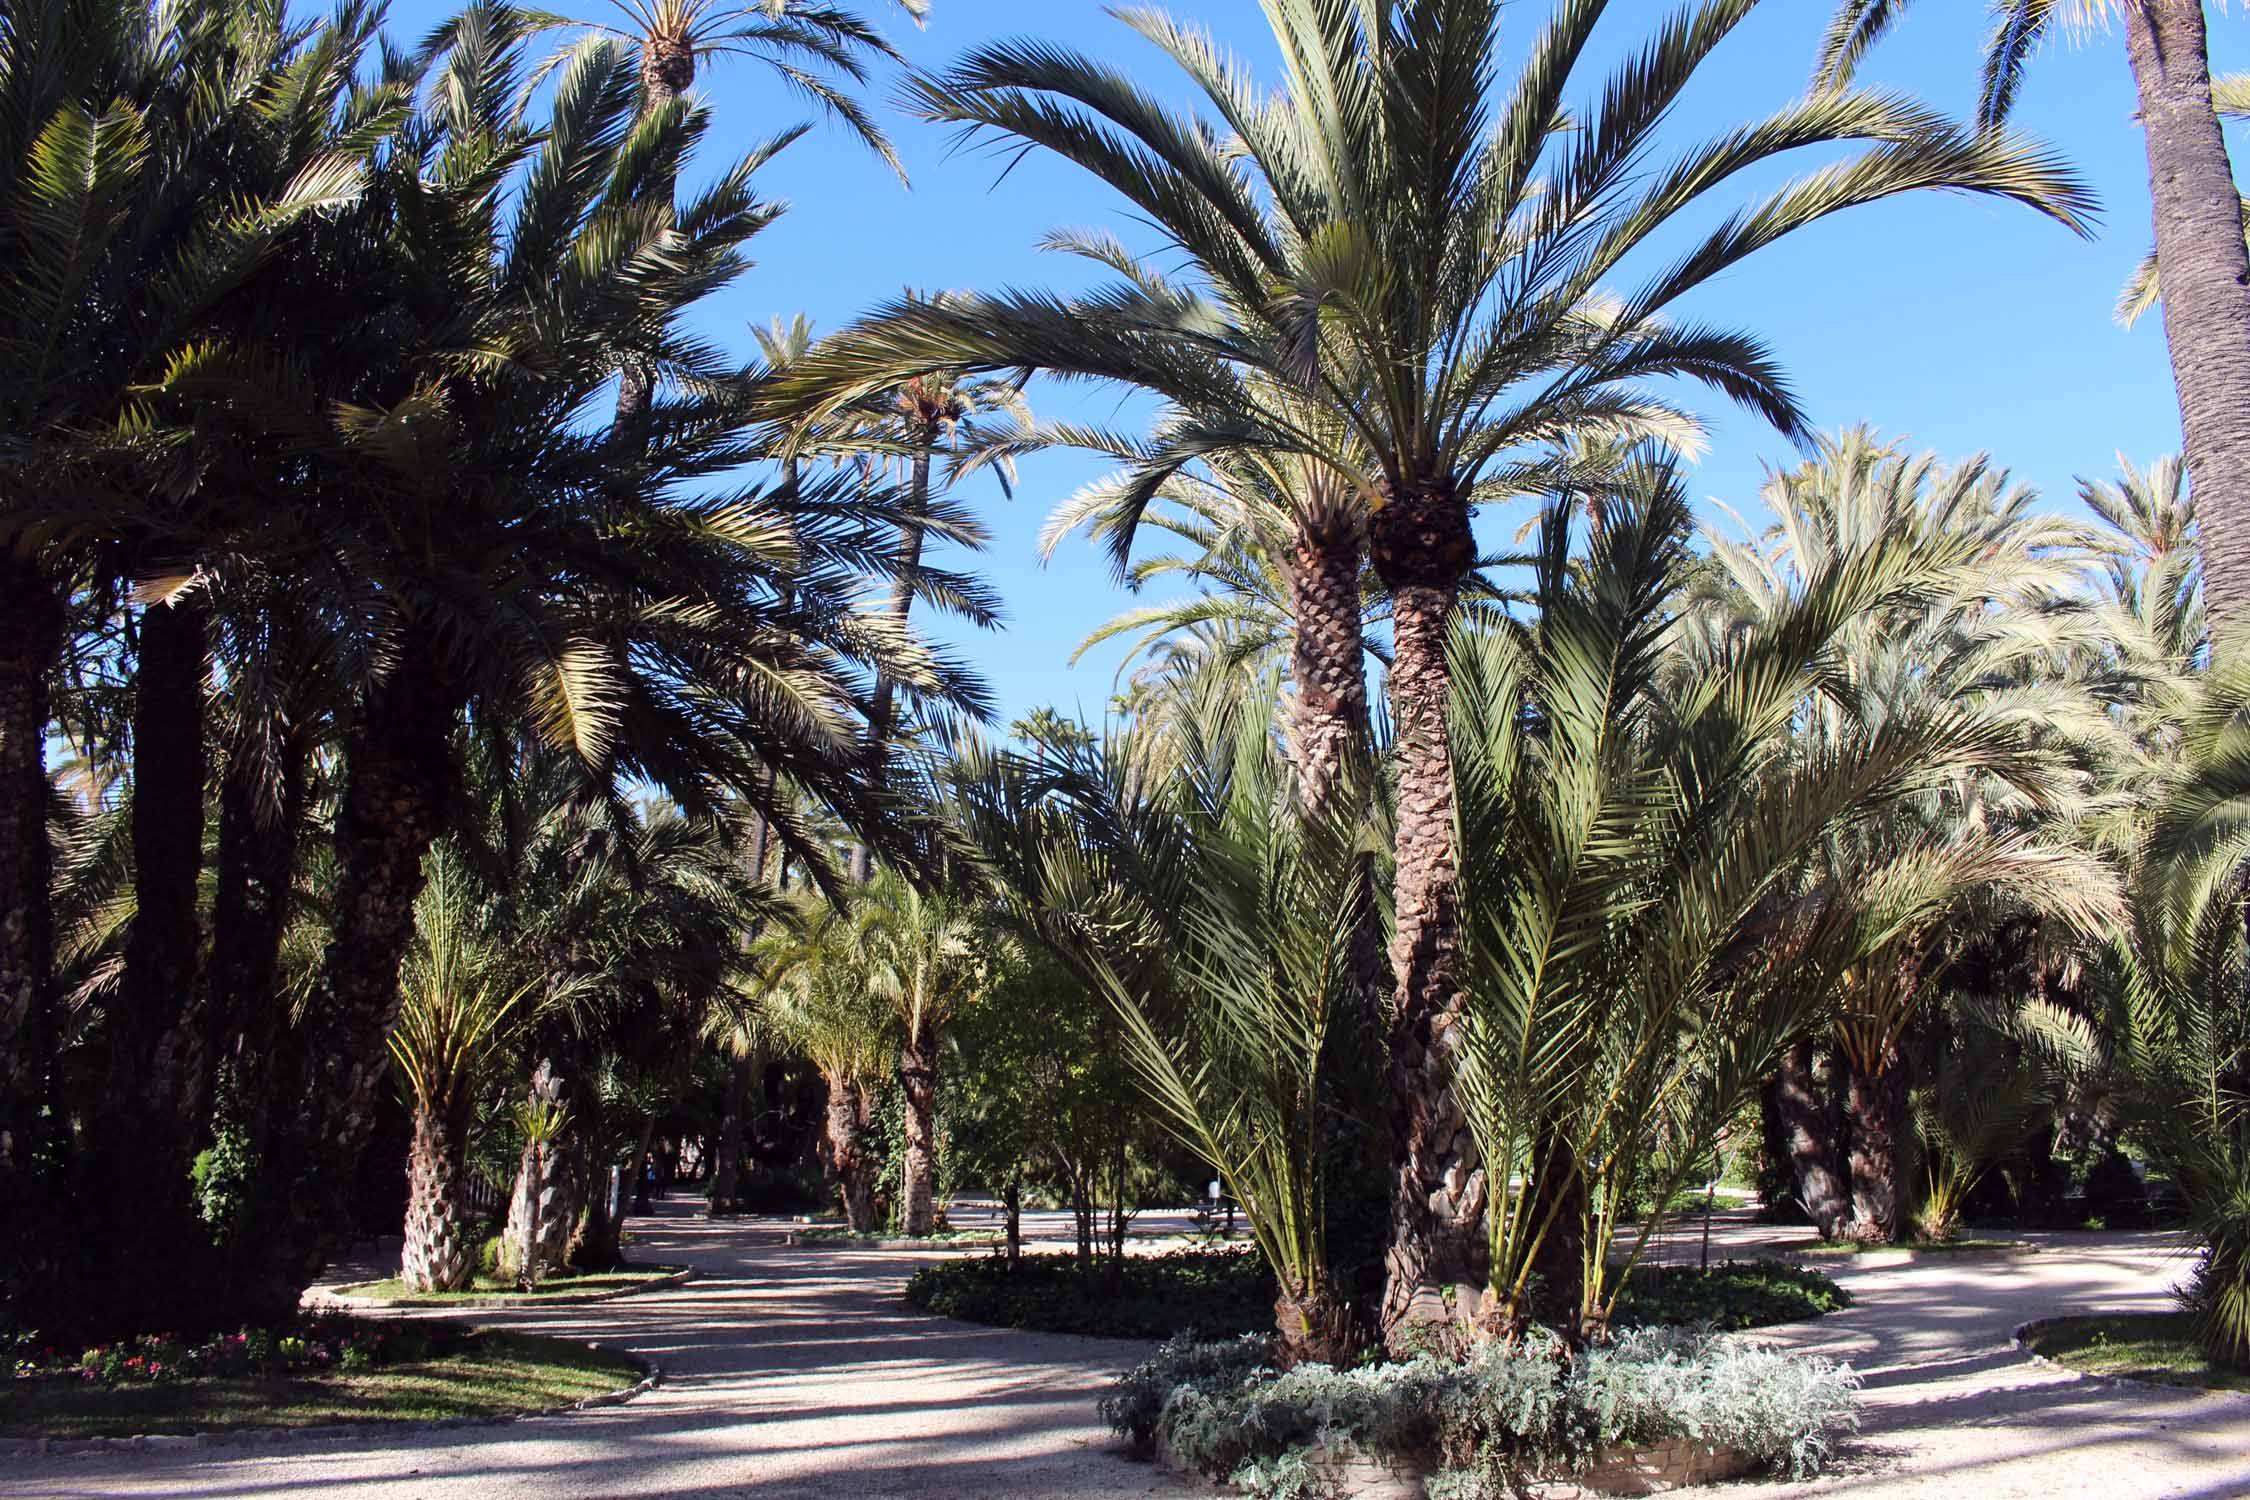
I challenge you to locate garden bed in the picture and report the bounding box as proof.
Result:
[786,1229,1001,1250]
[1111,1325,1859,1499]
[905,1247,1273,1338]
[1609,1259,1851,1331]
[325,1264,691,1307]
[2019,1313,2250,1395]
[1793,1238,2036,1264]
[0,1322,648,1441]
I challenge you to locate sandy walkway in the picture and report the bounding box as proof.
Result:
[6,1202,2246,1499]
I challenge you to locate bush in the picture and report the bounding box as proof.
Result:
[12,1319,449,1388]
[905,1248,1275,1339]
[477,1236,506,1277]
[2082,1150,2148,1227]
[1609,1260,1850,1331]
[1110,1327,1860,1500]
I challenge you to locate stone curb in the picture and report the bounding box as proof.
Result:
[783,1233,1001,1251]
[2014,1316,2250,1403]
[1794,1243,2042,1267]
[3,1344,662,1460]
[315,1266,693,1309]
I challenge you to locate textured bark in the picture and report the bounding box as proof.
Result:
[503,1061,573,1286]
[1003,1174,1022,1271]
[113,598,209,1123]
[2124,0,2250,636]
[401,1092,473,1293]
[1287,517,1370,818]
[821,1073,878,1232]
[1845,1054,1909,1244]
[0,559,61,1169]
[1527,1129,1587,1333]
[305,650,457,1191]
[1774,1040,1851,1238]
[1367,477,1485,1352]
[899,1029,939,1237]
[1274,1282,1359,1368]
[706,1056,752,1217]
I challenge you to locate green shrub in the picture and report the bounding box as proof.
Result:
[905,1249,1274,1339]
[1608,1260,1850,1331]
[477,1236,506,1277]
[1109,1327,1861,1500]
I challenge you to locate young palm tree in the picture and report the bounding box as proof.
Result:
[389,852,542,1294]
[2108,657,2250,1369]
[948,680,1381,1364]
[771,0,2093,1345]
[854,874,1006,1235]
[1820,2,2250,635]
[758,897,895,1230]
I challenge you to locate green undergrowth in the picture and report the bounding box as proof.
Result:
[1610,1259,1852,1331]
[337,1264,684,1302]
[0,1328,641,1439]
[1798,1237,2023,1257]
[905,1248,1274,1338]
[2024,1313,2250,1393]
[796,1226,997,1244]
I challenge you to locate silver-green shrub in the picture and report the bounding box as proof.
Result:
[1105,1326,1859,1500]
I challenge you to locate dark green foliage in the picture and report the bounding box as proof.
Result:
[2082,1149,2150,1226]
[1609,1260,1852,1332]
[904,1248,1275,1339]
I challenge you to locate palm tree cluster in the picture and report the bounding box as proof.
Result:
[0,0,950,1335]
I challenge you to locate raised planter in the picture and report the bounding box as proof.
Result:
[318,1265,693,1309]
[1153,1434,1749,1499]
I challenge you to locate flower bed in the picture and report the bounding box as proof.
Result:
[1106,1326,1859,1500]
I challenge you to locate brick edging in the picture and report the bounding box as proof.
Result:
[315,1265,693,1309]
[3,1344,662,1460]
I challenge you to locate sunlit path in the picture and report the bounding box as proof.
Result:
[3,1204,2241,1500]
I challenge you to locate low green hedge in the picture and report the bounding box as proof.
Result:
[906,1251,1846,1341]
[1610,1259,1851,1331]
[904,1248,1275,1339]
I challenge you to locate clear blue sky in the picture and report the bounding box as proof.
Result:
[394,0,2247,728]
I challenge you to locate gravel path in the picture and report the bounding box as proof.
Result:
[6,1202,2246,1499]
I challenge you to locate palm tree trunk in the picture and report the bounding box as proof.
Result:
[2123,0,2250,635]
[707,1055,752,1217]
[401,1088,474,1293]
[1845,1053,1909,1243]
[1774,1040,1851,1238]
[822,1073,878,1231]
[304,650,457,1192]
[852,439,934,884]
[203,723,305,1124]
[898,1028,939,1237]
[1527,1128,1588,1337]
[113,598,209,1122]
[0,558,62,1171]
[503,1060,571,1286]
[1367,477,1484,1352]
[1287,516,1370,817]
[1003,1173,1022,1270]
[1274,1278,1357,1367]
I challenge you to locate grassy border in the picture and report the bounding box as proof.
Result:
[318,1265,693,1309]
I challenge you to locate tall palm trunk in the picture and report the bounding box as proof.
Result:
[0,559,62,1169]
[851,436,934,884]
[612,41,692,438]
[2123,0,2250,635]
[898,1027,939,1236]
[503,1060,572,1286]
[1366,478,1484,1350]
[1274,1276,1356,1368]
[305,649,457,1189]
[822,1072,877,1231]
[707,1055,752,1217]
[1773,1040,1851,1238]
[401,1087,474,1292]
[1845,1052,1909,1243]
[113,598,209,1121]
[1287,516,1370,818]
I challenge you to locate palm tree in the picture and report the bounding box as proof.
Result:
[759,897,895,1230]
[1697,430,2121,1241]
[2108,657,2250,1369]
[949,680,1380,1364]
[771,0,2094,1347]
[0,0,374,1191]
[854,874,1005,1235]
[1820,2,2250,636]
[389,851,542,1293]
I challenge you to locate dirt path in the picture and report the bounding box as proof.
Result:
[6,1205,2246,1499]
